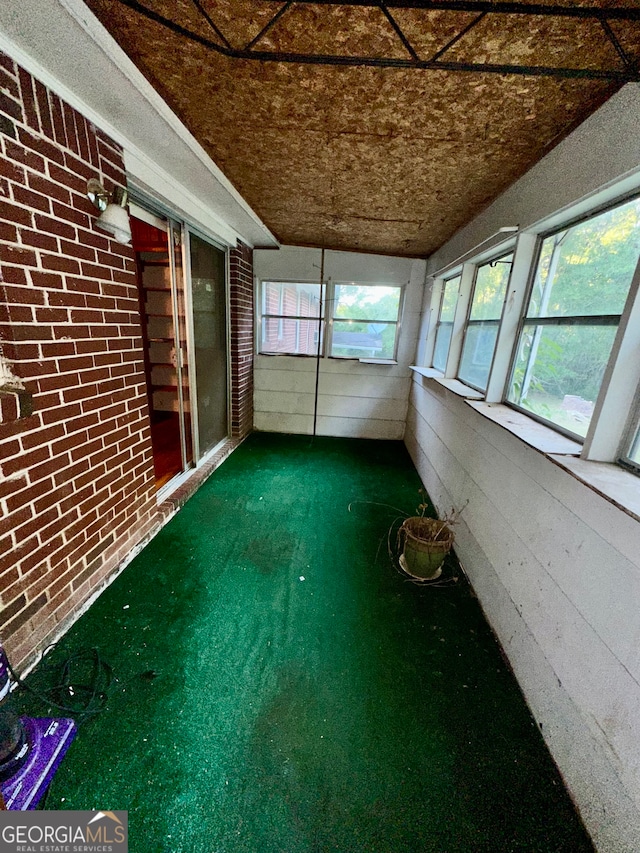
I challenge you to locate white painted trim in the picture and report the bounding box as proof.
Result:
[485,233,538,403]
[58,0,272,244]
[125,156,239,249]
[464,400,582,455]
[129,202,167,232]
[582,253,640,462]
[421,278,441,368]
[0,25,241,248]
[444,263,475,379]
[430,228,519,278]
[410,365,441,378]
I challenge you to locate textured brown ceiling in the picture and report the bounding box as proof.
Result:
[84,0,639,257]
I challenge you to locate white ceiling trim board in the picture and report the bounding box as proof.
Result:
[0,0,279,250]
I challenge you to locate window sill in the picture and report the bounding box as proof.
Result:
[464,401,640,523]
[547,454,640,523]
[359,358,397,365]
[410,366,484,400]
[465,401,582,454]
[258,352,318,358]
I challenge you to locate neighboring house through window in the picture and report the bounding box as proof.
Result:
[259,280,403,360]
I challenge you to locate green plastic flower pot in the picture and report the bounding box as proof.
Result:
[399,516,454,580]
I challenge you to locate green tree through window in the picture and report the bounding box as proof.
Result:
[508,197,640,437]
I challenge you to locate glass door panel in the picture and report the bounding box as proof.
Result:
[131,212,192,490]
[169,221,193,468]
[189,232,228,456]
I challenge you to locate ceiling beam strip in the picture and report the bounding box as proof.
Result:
[241,50,640,80]
[244,1,295,51]
[429,12,486,63]
[190,0,232,49]
[377,2,420,61]
[599,19,636,72]
[113,0,640,81]
[272,1,640,22]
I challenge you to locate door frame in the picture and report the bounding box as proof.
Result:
[182,225,232,464]
[130,196,232,493]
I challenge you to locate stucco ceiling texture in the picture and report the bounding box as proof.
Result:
[84,0,640,257]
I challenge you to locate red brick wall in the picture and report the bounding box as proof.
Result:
[0,53,258,669]
[0,53,160,668]
[229,242,254,438]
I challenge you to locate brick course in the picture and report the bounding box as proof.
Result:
[0,53,256,670]
[0,54,162,668]
[229,241,254,438]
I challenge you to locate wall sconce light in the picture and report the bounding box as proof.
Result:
[87,178,132,246]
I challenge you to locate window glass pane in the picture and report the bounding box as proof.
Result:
[260,281,323,355]
[457,255,512,391]
[262,282,321,317]
[190,233,227,456]
[529,198,640,319]
[331,284,401,359]
[469,256,512,321]
[458,321,499,390]
[332,321,396,359]
[627,426,640,465]
[440,276,460,322]
[508,322,618,437]
[334,284,400,322]
[261,317,321,355]
[432,324,453,372]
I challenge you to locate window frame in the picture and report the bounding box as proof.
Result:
[258,279,325,357]
[327,281,405,362]
[419,189,640,477]
[616,327,640,473]
[457,252,513,394]
[619,406,640,473]
[431,273,461,373]
[502,196,640,443]
[257,279,405,361]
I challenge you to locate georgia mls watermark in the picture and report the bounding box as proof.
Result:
[0,811,127,853]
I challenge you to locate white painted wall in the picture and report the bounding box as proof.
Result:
[407,84,640,853]
[254,247,426,439]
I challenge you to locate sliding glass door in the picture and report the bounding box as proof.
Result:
[188,232,229,457]
[130,205,229,492]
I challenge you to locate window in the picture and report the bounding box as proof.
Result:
[330,284,402,360]
[620,400,640,470]
[260,281,323,355]
[625,426,640,466]
[507,197,640,438]
[458,254,512,392]
[432,275,460,372]
[258,281,403,360]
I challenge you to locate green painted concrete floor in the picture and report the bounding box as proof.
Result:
[14,434,593,852]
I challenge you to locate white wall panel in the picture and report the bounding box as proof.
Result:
[406,80,640,848]
[406,378,640,853]
[253,247,425,439]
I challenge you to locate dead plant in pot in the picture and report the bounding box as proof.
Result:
[348,490,462,585]
[394,492,460,582]
[397,516,455,580]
